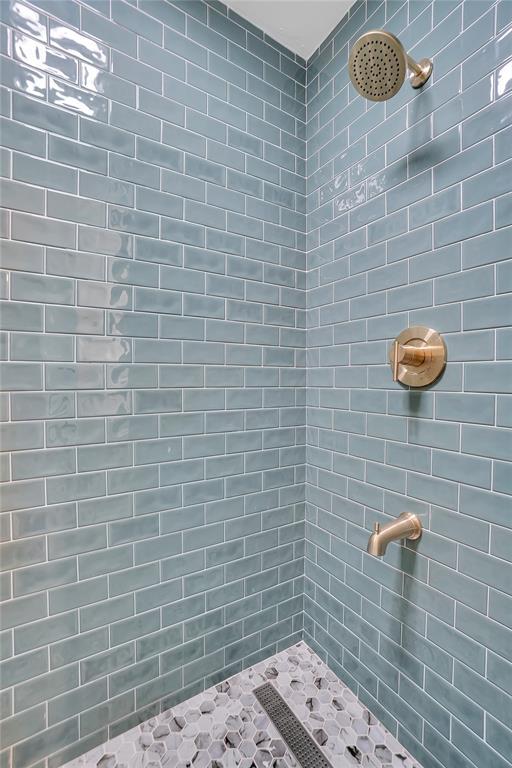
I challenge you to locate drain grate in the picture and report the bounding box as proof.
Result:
[253,682,334,768]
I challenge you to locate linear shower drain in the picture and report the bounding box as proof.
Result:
[253,682,334,768]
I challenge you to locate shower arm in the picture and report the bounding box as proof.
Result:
[406,54,423,76]
[405,52,433,88]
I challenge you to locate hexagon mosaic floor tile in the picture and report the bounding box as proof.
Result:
[64,642,422,768]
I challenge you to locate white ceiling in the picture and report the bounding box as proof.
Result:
[223,0,355,59]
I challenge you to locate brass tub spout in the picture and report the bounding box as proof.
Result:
[367,512,422,557]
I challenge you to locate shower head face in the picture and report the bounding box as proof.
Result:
[349,30,407,101]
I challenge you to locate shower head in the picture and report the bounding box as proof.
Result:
[349,30,432,101]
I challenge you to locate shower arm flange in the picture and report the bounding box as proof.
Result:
[406,54,433,88]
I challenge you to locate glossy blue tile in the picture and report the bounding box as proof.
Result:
[463,93,512,148]
[462,424,512,461]
[463,159,512,209]
[12,212,75,248]
[0,1,48,41]
[49,136,107,174]
[435,74,492,137]
[50,22,108,67]
[13,91,77,138]
[434,202,493,247]
[13,32,77,82]
[496,192,512,229]
[0,55,47,100]
[51,77,109,123]
[111,2,162,44]
[111,50,161,93]
[435,265,494,304]
[81,7,136,57]
[0,179,45,214]
[47,191,105,227]
[464,294,512,330]
[2,2,512,767]
[434,140,493,192]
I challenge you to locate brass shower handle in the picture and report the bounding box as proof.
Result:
[390,326,447,387]
[391,341,429,381]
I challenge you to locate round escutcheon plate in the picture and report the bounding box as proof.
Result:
[389,326,446,387]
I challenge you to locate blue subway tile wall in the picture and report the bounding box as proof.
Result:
[1,1,512,768]
[0,1,306,765]
[304,2,512,768]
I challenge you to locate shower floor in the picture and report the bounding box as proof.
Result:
[64,641,421,768]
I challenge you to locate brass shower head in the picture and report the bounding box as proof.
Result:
[349,30,432,101]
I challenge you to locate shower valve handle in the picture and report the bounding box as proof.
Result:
[390,326,447,387]
[391,341,427,382]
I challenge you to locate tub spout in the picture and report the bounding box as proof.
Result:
[367,512,422,557]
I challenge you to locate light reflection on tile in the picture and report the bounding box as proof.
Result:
[0,22,12,56]
[49,23,108,68]
[78,282,132,310]
[334,182,366,214]
[77,336,131,363]
[13,31,77,82]
[80,62,135,108]
[49,77,108,121]
[1,1,47,42]
[319,171,349,205]
[497,60,512,98]
[0,55,47,98]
